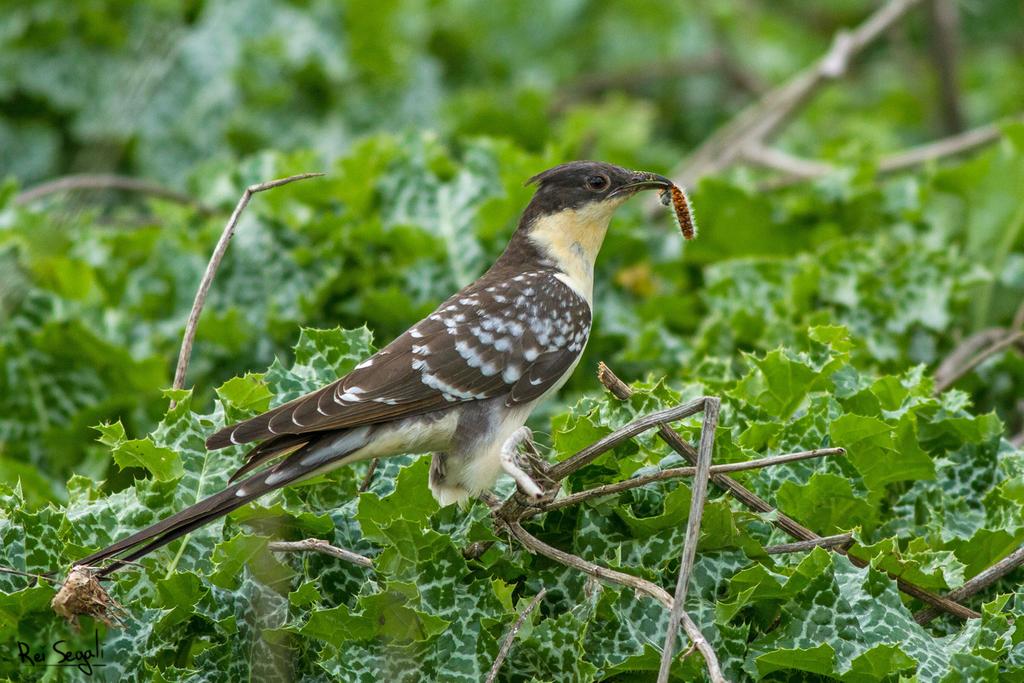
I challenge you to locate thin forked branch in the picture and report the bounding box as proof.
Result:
[267,538,372,569]
[756,116,1023,189]
[662,0,924,197]
[765,533,854,555]
[507,522,726,683]
[538,447,846,515]
[658,397,719,682]
[171,173,324,401]
[597,363,979,621]
[915,544,1024,625]
[933,330,1024,394]
[15,173,208,211]
[485,588,548,683]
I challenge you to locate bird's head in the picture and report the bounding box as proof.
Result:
[513,161,672,298]
[524,161,672,220]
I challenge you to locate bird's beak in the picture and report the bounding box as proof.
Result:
[609,171,674,198]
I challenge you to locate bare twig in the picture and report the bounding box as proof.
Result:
[934,330,1024,394]
[774,115,1015,188]
[538,447,846,514]
[934,329,1012,388]
[547,399,707,481]
[267,538,372,569]
[14,173,208,211]
[755,117,1021,190]
[597,363,980,621]
[742,145,835,179]
[926,0,964,134]
[358,458,380,493]
[660,0,924,201]
[658,398,719,682]
[877,119,1013,172]
[171,173,324,401]
[485,588,548,683]
[765,533,854,554]
[1013,299,1024,331]
[486,396,710,533]
[507,522,726,683]
[0,565,60,586]
[915,545,1024,625]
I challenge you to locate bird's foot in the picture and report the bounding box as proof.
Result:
[500,426,545,501]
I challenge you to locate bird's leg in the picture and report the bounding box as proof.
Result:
[500,426,544,500]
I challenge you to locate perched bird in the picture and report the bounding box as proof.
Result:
[80,161,672,575]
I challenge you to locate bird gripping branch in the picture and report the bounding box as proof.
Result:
[79,161,677,574]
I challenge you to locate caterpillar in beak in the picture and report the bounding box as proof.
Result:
[659,184,696,240]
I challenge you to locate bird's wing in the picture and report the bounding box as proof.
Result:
[206,271,592,450]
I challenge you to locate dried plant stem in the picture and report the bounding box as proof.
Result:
[597,363,979,621]
[507,522,726,683]
[765,533,854,554]
[358,458,380,493]
[933,330,1024,394]
[759,117,1022,189]
[926,0,964,134]
[538,447,846,514]
[546,399,707,481]
[0,565,60,586]
[915,544,1024,625]
[658,397,718,682]
[661,0,924,199]
[267,538,372,569]
[15,173,207,211]
[489,396,711,535]
[485,588,547,683]
[171,173,324,402]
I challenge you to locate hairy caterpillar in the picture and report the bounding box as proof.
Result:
[660,184,696,240]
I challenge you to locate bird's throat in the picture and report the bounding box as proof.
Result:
[526,201,623,303]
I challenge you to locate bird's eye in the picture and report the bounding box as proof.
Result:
[585,174,609,192]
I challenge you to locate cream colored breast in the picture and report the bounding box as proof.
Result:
[525,198,626,304]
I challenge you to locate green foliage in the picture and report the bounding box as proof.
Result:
[3,1,1024,680]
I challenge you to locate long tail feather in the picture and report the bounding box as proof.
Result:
[79,427,373,576]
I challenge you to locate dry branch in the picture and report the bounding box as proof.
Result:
[171,173,324,401]
[658,397,718,682]
[596,363,980,621]
[926,0,964,134]
[507,522,726,683]
[757,117,1022,189]
[485,588,547,683]
[547,399,707,481]
[933,330,1024,394]
[537,447,846,514]
[765,533,854,554]
[661,0,924,199]
[358,458,380,493]
[14,173,207,211]
[267,538,372,569]
[915,544,1024,625]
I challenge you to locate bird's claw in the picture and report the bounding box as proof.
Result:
[500,426,548,500]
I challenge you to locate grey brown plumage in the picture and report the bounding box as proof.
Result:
[77,161,673,574]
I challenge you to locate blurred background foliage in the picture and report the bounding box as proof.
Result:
[2,0,1022,501]
[2,0,1024,680]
